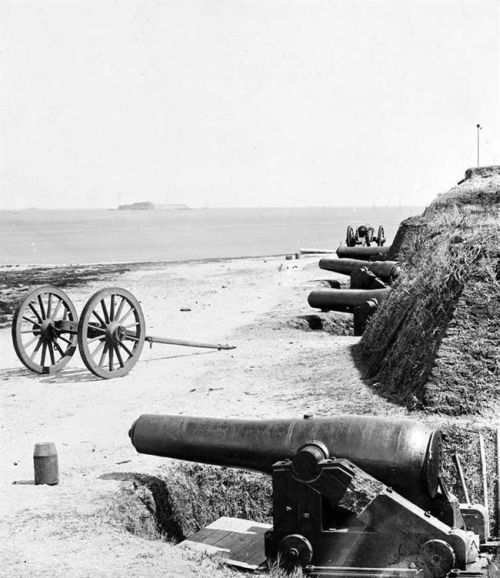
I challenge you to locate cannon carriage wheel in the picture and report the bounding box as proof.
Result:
[376,225,385,246]
[345,225,356,247]
[11,286,78,374]
[365,227,374,247]
[78,287,146,379]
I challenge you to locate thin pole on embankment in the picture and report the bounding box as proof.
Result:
[453,452,470,505]
[479,434,488,515]
[496,427,500,535]
[476,123,482,167]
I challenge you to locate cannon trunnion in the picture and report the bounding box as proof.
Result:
[129,414,493,577]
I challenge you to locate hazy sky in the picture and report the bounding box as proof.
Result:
[1,0,499,209]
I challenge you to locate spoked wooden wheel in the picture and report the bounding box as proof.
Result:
[346,225,356,247]
[78,287,146,379]
[377,225,385,246]
[12,286,78,374]
[365,227,374,247]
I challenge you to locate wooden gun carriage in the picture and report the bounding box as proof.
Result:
[129,413,496,577]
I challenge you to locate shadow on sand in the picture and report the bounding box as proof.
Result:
[140,349,220,363]
[350,342,409,409]
[0,366,101,384]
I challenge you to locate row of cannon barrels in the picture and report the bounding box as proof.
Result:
[308,244,399,335]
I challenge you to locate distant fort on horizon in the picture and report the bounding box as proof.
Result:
[117,201,190,211]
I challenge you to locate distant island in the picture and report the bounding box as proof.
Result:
[117,202,190,211]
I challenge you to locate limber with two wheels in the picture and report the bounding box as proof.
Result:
[12,286,235,379]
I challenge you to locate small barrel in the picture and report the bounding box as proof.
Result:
[33,442,59,485]
[319,258,399,281]
[336,246,391,261]
[308,288,390,312]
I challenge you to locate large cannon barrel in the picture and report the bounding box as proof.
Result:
[336,246,391,261]
[129,414,442,507]
[319,258,400,281]
[308,288,390,312]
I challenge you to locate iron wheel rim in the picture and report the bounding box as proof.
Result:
[11,286,78,374]
[78,287,145,379]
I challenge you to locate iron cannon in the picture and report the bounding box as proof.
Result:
[345,225,386,247]
[318,257,400,283]
[129,414,492,576]
[129,414,440,507]
[307,288,390,335]
[307,288,390,313]
[336,245,391,261]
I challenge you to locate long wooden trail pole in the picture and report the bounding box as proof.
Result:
[145,334,236,350]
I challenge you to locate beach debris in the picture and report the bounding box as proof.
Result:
[11,286,236,380]
[299,248,337,254]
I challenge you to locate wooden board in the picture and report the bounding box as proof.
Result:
[179,517,271,570]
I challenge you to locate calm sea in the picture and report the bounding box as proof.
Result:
[0,207,421,265]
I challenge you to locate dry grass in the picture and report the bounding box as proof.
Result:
[103,463,272,542]
[358,198,499,415]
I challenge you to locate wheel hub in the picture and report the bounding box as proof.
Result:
[105,322,126,343]
[40,319,55,341]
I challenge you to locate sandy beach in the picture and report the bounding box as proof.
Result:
[0,254,369,576]
[1,253,498,577]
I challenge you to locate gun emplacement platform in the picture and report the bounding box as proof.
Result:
[129,413,498,577]
[11,286,235,379]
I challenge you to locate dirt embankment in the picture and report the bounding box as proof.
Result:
[359,166,500,416]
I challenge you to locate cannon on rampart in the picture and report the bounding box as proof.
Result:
[129,414,492,577]
[307,288,389,334]
[307,288,390,313]
[319,258,400,283]
[336,245,391,261]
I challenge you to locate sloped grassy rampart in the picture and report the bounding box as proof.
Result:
[359,167,500,415]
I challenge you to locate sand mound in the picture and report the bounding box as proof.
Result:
[359,167,500,415]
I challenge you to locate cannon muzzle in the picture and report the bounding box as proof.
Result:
[319,258,399,281]
[336,246,391,261]
[129,414,442,508]
[307,288,390,312]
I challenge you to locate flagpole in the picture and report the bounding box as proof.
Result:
[476,124,482,167]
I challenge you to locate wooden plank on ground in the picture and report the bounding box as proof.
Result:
[179,517,271,570]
